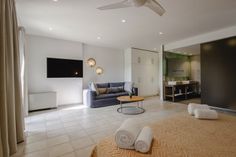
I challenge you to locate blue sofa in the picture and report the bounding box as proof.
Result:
[86,82,138,108]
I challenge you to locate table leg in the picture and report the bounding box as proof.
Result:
[185,86,187,99]
[172,86,175,102]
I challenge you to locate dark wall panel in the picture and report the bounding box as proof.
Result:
[201,36,236,110]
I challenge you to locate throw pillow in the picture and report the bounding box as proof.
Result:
[90,82,99,95]
[97,88,107,94]
[124,82,133,93]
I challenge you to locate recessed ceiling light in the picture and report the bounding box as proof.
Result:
[121,19,126,23]
[53,0,58,2]
[159,32,163,35]
[97,36,101,40]
[49,27,53,31]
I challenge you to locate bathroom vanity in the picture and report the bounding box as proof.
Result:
[164,81,199,102]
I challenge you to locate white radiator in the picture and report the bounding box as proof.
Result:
[29,92,57,111]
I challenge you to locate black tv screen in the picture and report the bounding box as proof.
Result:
[47,58,83,78]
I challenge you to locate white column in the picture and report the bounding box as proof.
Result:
[159,45,164,101]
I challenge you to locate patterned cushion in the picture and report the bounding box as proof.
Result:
[97,88,107,94]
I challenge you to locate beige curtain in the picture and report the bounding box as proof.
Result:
[0,131,3,156]
[0,0,25,156]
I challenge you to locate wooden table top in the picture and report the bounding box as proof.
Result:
[117,96,144,102]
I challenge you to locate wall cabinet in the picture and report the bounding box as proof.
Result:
[125,48,159,97]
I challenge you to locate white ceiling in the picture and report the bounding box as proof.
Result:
[16,0,236,50]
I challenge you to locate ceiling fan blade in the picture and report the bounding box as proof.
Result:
[97,0,132,10]
[145,0,166,16]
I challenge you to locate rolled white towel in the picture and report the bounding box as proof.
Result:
[135,126,153,153]
[115,119,141,149]
[194,109,218,120]
[188,103,210,116]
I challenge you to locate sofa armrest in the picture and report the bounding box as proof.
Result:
[87,90,97,107]
[132,87,138,96]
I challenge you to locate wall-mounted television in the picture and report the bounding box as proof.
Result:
[47,58,83,78]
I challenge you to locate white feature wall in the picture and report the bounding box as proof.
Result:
[83,44,124,88]
[26,35,83,105]
[124,48,132,82]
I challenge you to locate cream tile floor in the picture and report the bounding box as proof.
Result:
[15,96,187,157]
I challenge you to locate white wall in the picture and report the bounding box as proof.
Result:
[26,35,125,105]
[124,48,132,82]
[83,44,124,89]
[26,35,83,105]
[190,55,201,83]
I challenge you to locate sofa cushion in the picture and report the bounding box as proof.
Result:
[115,92,129,97]
[97,88,107,94]
[96,83,109,88]
[109,82,124,87]
[89,82,99,95]
[96,92,128,100]
[107,86,124,93]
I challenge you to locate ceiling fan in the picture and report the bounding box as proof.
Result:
[97,0,166,16]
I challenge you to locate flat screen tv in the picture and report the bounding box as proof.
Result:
[47,58,83,78]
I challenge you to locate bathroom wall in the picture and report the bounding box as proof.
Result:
[165,52,201,82]
[190,55,201,83]
[167,58,190,78]
[165,52,190,80]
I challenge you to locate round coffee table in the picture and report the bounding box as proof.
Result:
[117,96,145,115]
